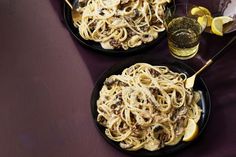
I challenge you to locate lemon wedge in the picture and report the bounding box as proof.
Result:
[211,18,223,36]
[191,6,211,16]
[211,16,233,36]
[197,16,207,30]
[205,15,213,26]
[183,119,199,142]
[197,15,213,30]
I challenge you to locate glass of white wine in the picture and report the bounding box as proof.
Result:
[164,3,206,60]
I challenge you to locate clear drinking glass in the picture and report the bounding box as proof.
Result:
[164,3,205,60]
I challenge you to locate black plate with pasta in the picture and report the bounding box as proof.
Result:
[91,56,211,156]
[63,0,172,55]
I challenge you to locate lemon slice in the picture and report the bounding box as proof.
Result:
[197,15,213,30]
[197,16,207,30]
[191,6,211,16]
[183,119,199,142]
[211,16,233,36]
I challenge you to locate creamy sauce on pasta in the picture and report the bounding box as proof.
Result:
[73,0,170,50]
[96,63,201,151]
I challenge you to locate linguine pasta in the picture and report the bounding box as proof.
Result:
[96,63,201,151]
[73,0,171,50]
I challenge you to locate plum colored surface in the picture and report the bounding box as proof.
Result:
[0,0,236,157]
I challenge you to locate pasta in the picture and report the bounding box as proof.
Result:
[96,63,201,151]
[72,0,171,50]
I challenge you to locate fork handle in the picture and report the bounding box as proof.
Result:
[195,35,236,76]
[211,35,236,62]
[195,59,213,76]
[65,0,73,9]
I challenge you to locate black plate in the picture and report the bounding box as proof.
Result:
[91,56,211,156]
[63,0,171,55]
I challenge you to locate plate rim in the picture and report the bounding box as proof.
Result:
[90,56,211,156]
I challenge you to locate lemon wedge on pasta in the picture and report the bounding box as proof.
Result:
[183,119,199,142]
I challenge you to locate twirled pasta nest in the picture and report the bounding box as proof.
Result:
[73,0,171,50]
[97,63,201,151]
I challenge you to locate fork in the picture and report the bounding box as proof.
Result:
[65,0,80,10]
[185,35,236,89]
[65,0,73,9]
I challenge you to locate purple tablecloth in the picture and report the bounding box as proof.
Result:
[0,0,236,157]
